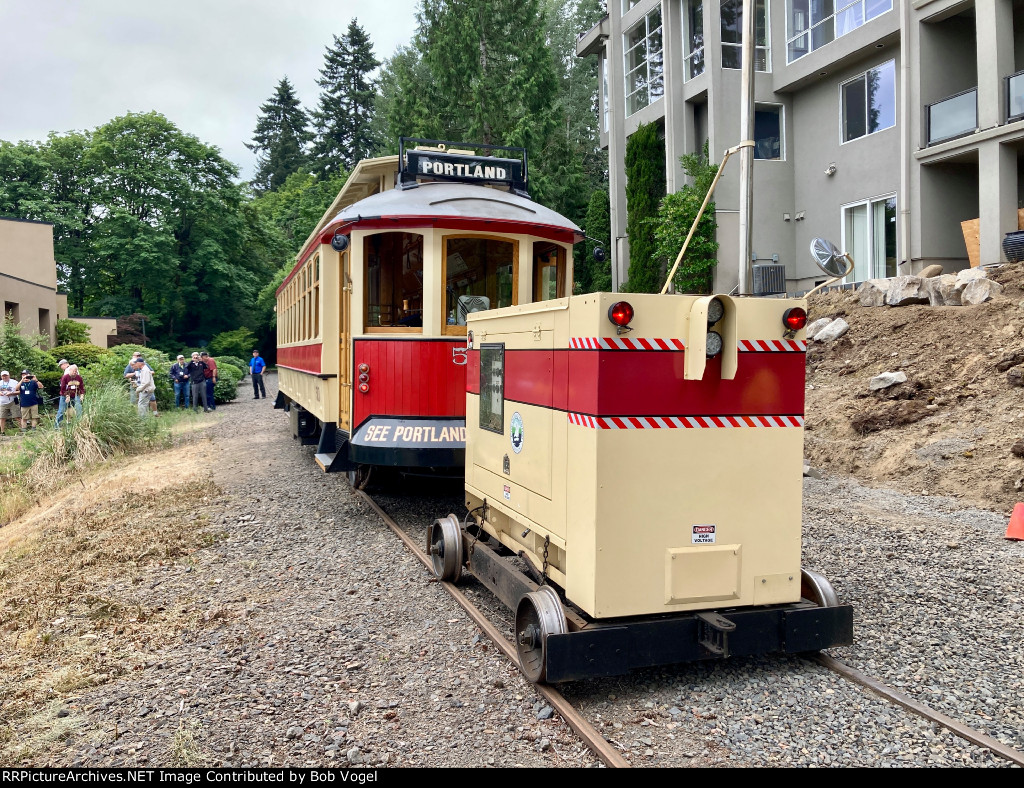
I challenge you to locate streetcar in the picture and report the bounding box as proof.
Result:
[275,139,580,487]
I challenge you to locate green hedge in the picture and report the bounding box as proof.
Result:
[215,356,248,377]
[214,365,242,404]
[47,343,111,368]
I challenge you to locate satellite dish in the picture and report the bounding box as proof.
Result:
[331,231,349,252]
[457,295,490,325]
[809,237,853,278]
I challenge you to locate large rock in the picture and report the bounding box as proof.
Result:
[920,276,946,306]
[869,371,908,390]
[956,267,988,284]
[962,278,1004,305]
[814,317,850,343]
[805,317,833,340]
[919,264,944,279]
[858,279,889,307]
[937,274,966,306]
[886,276,929,306]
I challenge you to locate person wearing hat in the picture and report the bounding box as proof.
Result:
[132,357,157,418]
[0,370,20,435]
[18,370,43,430]
[54,359,70,426]
[124,351,144,406]
[200,351,218,410]
[169,354,190,409]
[250,350,266,399]
[186,352,210,412]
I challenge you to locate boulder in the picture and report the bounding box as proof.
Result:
[920,276,946,306]
[919,264,945,279]
[805,317,833,340]
[857,279,889,307]
[886,276,929,306]
[937,274,965,306]
[962,278,1004,305]
[814,317,850,343]
[869,371,908,391]
[1007,366,1024,388]
[955,267,988,284]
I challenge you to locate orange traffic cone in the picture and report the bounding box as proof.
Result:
[1006,503,1024,541]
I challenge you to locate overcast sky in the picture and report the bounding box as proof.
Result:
[0,0,419,179]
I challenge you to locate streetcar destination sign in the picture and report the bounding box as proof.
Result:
[405,149,524,189]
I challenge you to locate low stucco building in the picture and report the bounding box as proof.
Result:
[0,217,65,345]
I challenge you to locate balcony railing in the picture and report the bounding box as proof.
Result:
[925,87,977,145]
[1007,70,1024,122]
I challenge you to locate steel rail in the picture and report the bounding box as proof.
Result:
[812,653,1024,767]
[356,490,630,769]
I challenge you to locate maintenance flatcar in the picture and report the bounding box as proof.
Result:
[427,243,856,683]
[275,139,580,486]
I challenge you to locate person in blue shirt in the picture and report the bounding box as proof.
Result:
[18,370,43,430]
[250,350,267,399]
[169,355,190,409]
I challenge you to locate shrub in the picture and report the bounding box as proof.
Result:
[213,365,242,404]
[623,121,666,293]
[209,328,258,359]
[0,318,56,376]
[48,342,111,368]
[56,319,91,346]
[82,345,173,410]
[215,356,248,377]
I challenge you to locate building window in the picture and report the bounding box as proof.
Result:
[754,105,783,159]
[787,0,892,63]
[841,60,896,143]
[842,195,897,281]
[683,0,705,80]
[624,6,664,116]
[721,0,769,71]
[602,57,610,133]
[623,0,642,12]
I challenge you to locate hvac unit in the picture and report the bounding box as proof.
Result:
[752,263,787,296]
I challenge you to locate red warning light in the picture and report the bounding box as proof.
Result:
[783,307,807,331]
[358,382,370,394]
[608,301,634,327]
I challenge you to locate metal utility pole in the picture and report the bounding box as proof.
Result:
[737,0,756,295]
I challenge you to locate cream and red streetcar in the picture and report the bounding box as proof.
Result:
[275,139,580,486]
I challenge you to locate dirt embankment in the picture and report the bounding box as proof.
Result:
[804,263,1024,514]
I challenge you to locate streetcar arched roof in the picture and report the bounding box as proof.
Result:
[325,181,581,240]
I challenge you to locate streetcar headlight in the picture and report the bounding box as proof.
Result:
[706,297,725,325]
[706,330,724,358]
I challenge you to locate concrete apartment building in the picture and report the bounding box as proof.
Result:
[0,217,66,346]
[578,0,1024,293]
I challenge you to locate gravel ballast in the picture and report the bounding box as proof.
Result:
[28,375,1024,768]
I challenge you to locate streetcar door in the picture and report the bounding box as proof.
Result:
[532,242,566,301]
[339,249,352,433]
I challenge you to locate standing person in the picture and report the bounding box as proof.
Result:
[187,352,210,412]
[54,358,70,425]
[133,358,157,418]
[124,351,143,406]
[18,370,43,430]
[200,352,218,410]
[59,364,85,424]
[170,355,190,409]
[250,350,267,399]
[0,371,20,436]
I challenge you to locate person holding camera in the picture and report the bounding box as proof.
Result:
[18,370,43,430]
[132,357,157,418]
[0,370,20,435]
[58,364,85,424]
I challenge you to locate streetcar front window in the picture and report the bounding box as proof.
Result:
[533,243,565,302]
[443,236,517,334]
[365,232,423,331]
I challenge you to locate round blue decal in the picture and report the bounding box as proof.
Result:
[510,411,524,454]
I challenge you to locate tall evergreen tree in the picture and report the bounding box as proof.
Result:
[623,122,666,293]
[246,77,312,193]
[311,20,381,173]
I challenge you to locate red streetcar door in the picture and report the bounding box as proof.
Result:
[339,250,352,433]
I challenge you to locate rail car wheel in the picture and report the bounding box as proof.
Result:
[514,585,567,683]
[427,514,463,582]
[347,465,372,490]
[801,568,840,608]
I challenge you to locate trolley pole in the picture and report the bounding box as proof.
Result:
[737,0,756,295]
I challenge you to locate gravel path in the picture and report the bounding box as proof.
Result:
[46,377,1024,768]
[55,375,598,768]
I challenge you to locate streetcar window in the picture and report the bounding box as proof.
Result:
[444,237,517,334]
[479,344,504,434]
[533,243,565,302]
[365,232,423,331]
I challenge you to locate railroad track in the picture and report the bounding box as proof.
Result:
[359,487,1024,769]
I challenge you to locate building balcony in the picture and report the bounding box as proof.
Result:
[925,88,978,146]
[1007,70,1024,123]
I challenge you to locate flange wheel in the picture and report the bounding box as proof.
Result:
[801,568,840,608]
[347,465,372,490]
[514,585,567,683]
[426,514,463,582]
